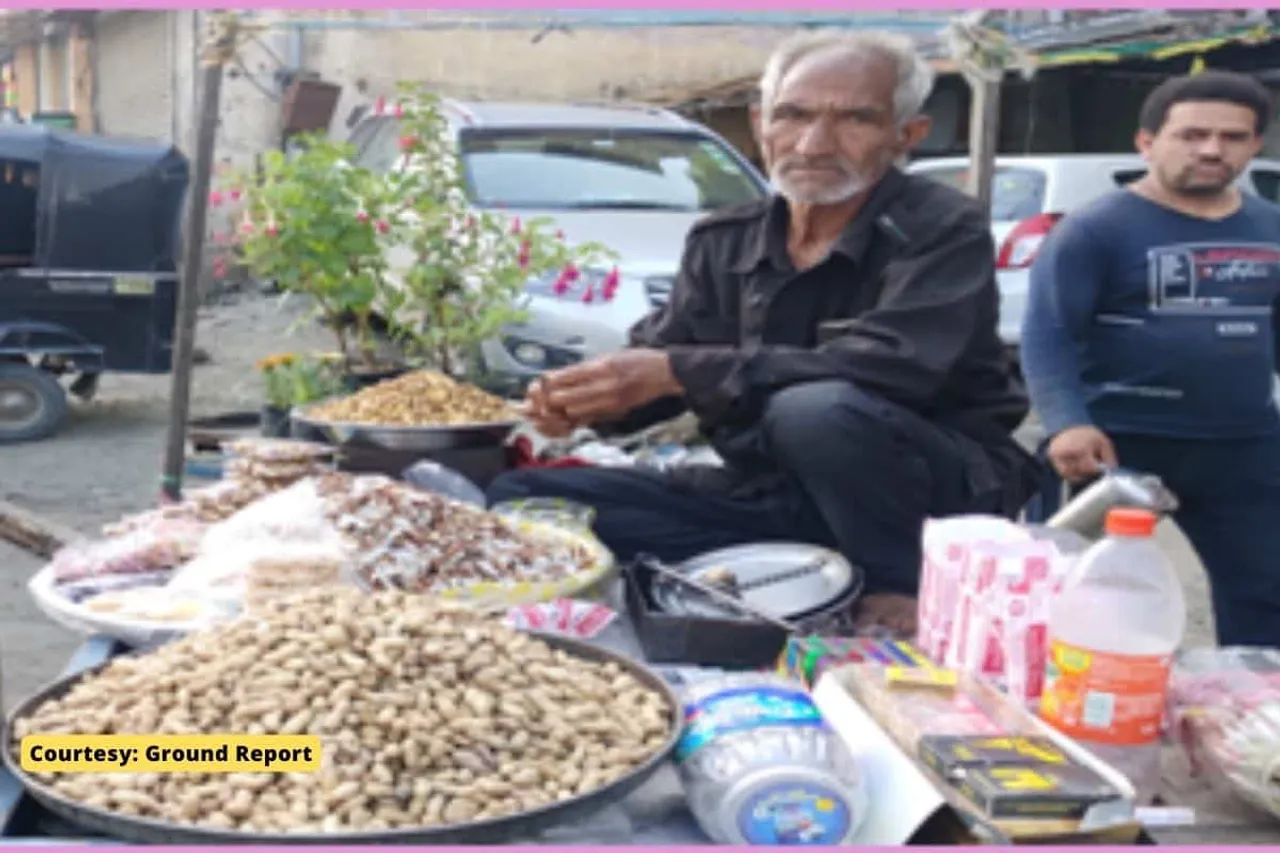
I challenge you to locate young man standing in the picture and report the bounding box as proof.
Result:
[1022,71,1280,647]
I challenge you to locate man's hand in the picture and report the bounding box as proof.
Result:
[543,349,682,424]
[519,378,580,438]
[1048,425,1118,483]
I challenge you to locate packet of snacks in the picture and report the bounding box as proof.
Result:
[503,599,618,638]
[917,516,1028,664]
[918,516,1082,704]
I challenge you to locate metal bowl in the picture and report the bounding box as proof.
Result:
[3,632,684,845]
[652,542,864,626]
[291,403,518,453]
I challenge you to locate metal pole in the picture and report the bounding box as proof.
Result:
[966,76,1001,218]
[159,14,234,503]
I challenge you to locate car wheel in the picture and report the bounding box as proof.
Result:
[0,363,70,443]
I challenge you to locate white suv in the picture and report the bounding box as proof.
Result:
[907,154,1280,354]
[345,100,770,389]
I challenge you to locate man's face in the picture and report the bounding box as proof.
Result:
[751,50,929,206]
[1137,101,1263,197]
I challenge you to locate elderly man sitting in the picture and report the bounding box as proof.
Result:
[486,29,1037,635]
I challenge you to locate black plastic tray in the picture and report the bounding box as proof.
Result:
[623,556,790,669]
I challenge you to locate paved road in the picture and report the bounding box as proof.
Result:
[0,294,1218,711]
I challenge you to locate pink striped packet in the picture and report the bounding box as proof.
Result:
[504,598,618,638]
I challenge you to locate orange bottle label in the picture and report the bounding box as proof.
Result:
[1039,637,1172,745]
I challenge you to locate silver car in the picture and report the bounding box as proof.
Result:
[346,100,770,388]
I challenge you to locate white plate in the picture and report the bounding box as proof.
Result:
[28,565,227,649]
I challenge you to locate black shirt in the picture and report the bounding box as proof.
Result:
[609,167,1033,501]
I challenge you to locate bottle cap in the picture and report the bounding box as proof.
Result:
[1105,507,1158,537]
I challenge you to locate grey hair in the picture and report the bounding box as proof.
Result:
[759,29,936,126]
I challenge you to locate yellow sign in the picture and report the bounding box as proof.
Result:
[989,767,1057,792]
[113,276,156,296]
[20,735,321,773]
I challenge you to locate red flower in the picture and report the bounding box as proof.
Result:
[398,135,418,152]
[551,271,572,296]
[209,190,223,207]
[213,232,228,245]
[230,189,241,201]
[212,259,227,278]
[240,222,254,235]
[356,210,370,224]
[581,283,595,304]
[601,267,620,301]
[376,219,390,234]
[517,239,532,269]
[374,96,386,115]
[555,229,565,241]
[510,216,522,235]
[266,223,279,237]
[393,104,404,118]
[562,263,580,282]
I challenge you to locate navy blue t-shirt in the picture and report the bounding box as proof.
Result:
[1022,189,1280,440]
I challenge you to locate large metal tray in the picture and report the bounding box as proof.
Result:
[3,632,684,845]
[291,403,518,453]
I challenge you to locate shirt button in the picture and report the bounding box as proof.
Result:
[748,293,767,309]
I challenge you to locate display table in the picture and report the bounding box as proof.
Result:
[2,602,1278,845]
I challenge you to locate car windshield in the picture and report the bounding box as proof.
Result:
[457,128,765,212]
[913,165,1048,222]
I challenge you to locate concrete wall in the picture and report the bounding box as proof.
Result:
[94,11,174,141]
[83,12,798,168]
[300,23,791,141]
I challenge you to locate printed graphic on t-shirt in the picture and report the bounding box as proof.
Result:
[1147,242,1280,314]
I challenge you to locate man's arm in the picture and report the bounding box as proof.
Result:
[1019,217,1106,437]
[590,234,721,436]
[663,219,999,424]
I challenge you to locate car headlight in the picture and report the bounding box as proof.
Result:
[501,335,583,369]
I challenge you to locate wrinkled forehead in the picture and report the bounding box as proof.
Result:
[772,48,897,114]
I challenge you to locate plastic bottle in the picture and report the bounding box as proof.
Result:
[674,673,868,845]
[1040,507,1185,802]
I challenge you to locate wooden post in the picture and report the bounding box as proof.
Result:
[966,76,1001,218]
[0,499,84,558]
[159,13,238,503]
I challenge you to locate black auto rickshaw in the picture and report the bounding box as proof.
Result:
[0,124,189,443]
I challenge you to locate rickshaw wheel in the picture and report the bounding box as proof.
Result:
[0,363,69,443]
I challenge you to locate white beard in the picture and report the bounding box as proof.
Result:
[771,168,873,205]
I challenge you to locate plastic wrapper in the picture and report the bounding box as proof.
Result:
[502,599,617,638]
[401,459,486,507]
[79,586,215,624]
[198,478,333,551]
[48,520,207,583]
[1169,647,1280,818]
[54,570,174,604]
[318,474,609,605]
[222,436,335,463]
[917,516,1080,703]
[171,532,353,612]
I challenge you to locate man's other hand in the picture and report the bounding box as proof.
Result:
[1048,424,1119,483]
[520,378,580,438]
[543,349,681,424]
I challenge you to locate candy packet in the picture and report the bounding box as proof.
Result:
[503,599,618,638]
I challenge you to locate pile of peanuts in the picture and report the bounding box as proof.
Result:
[13,589,673,835]
[308,370,513,427]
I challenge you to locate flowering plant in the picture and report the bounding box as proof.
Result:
[213,137,402,370]
[256,352,345,409]
[376,83,618,375]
